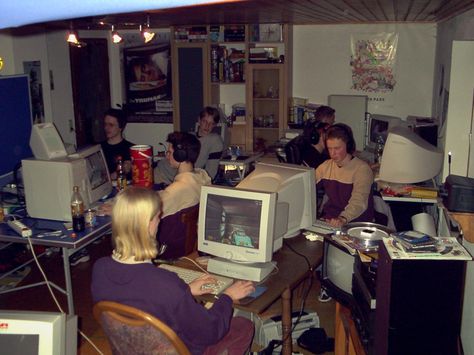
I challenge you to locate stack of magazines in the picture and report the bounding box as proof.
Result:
[391,231,438,252]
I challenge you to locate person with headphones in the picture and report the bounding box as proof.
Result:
[285,119,331,168]
[155,106,224,185]
[157,132,212,259]
[316,123,374,228]
[101,108,134,179]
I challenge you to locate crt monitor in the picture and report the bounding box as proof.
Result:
[22,144,112,221]
[366,114,404,150]
[0,310,77,355]
[198,185,288,281]
[30,122,68,160]
[378,126,443,184]
[236,162,316,239]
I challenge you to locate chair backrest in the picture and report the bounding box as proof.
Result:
[93,301,191,355]
[181,204,200,255]
[157,204,199,259]
[284,140,303,165]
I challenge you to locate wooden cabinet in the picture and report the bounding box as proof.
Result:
[246,64,285,152]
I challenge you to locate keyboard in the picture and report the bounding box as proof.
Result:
[306,219,341,235]
[159,264,233,295]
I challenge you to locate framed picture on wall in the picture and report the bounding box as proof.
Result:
[124,43,173,123]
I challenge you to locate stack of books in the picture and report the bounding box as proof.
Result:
[391,231,438,252]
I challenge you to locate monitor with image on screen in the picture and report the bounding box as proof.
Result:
[198,185,288,281]
[366,114,404,150]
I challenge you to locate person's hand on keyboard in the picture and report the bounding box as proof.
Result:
[222,281,255,302]
[326,216,347,228]
[189,274,219,296]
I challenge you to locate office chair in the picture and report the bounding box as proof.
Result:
[284,141,303,165]
[93,301,191,355]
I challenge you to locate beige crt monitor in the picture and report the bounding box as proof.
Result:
[23,145,112,221]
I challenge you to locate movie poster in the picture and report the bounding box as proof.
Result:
[124,36,172,123]
[23,60,45,123]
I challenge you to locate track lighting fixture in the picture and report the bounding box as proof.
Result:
[141,16,155,43]
[66,30,79,45]
[111,25,123,44]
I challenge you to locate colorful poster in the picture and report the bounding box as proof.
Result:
[350,33,398,94]
[123,32,172,123]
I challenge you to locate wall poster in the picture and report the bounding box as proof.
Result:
[350,33,398,108]
[23,60,45,123]
[123,32,172,123]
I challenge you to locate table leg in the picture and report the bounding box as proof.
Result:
[281,286,292,355]
[62,248,75,314]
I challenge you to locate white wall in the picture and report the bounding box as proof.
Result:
[292,23,437,119]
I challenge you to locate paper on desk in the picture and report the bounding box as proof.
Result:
[383,237,472,260]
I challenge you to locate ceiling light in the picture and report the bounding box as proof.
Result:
[141,16,155,43]
[111,25,123,44]
[66,30,79,45]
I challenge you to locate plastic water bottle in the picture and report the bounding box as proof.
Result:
[71,186,85,232]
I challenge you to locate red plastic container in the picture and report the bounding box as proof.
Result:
[130,145,154,188]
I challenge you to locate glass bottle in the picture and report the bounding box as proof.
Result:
[116,155,127,191]
[71,186,85,232]
[375,135,385,164]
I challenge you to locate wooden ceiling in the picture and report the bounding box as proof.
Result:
[24,0,474,31]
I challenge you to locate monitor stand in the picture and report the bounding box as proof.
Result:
[207,258,276,282]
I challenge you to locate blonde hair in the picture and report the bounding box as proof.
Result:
[111,187,161,261]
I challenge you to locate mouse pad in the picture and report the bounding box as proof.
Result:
[238,285,267,305]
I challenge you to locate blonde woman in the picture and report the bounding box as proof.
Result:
[91,187,255,354]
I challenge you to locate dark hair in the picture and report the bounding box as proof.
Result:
[199,106,220,124]
[166,132,201,164]
[325,123,356,154]
[105,108,127,129]
[315,106,335,122]
[303,120,331,145]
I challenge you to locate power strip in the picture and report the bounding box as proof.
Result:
[7,219,32,237]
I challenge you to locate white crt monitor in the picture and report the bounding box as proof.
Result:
[22,144,112,221]
[0,310,77,355]
[378,126,443,184]
[198,185,287,281]
[236,162,316,238]
[30,122,68,160]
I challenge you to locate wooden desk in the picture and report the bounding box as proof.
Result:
[0,215,111,314]
[187,235,323,355]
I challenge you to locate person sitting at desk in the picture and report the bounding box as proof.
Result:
[100,108,134,179]
[91,186,255,355]
[155,106,224,184]
[316,123,374,228]
[315,105,336,125]
[285,119,330,168]
[157,132,212,259]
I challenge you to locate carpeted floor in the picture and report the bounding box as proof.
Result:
[0,266,31,292]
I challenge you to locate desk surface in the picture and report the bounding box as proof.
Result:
[0,215,111,249]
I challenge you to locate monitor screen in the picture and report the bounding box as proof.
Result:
[367,114,403,149]
[198,185,280,264]
[378,126,443,184]
[77,145,113,204]
[236,162,316,239]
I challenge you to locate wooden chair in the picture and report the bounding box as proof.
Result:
[93,301,191,355]
[181,204,200,256]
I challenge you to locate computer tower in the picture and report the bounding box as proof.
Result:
[374,243,465,355]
